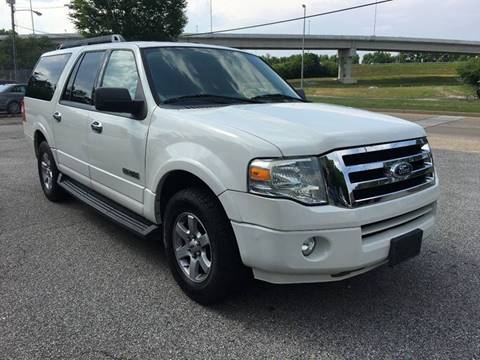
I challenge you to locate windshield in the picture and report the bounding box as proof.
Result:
[142,47,301,105]
[0,84,13,93]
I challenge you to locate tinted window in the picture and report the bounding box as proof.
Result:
[26,54,71,101]
[62,55,83,102]
[12,85,26,94]
[70,51,105,105]
[101,50,139,99]
[143,47,298,103]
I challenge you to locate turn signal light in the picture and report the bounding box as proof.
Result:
[249,166,271,181]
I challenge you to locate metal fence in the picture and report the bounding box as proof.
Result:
[0,69,32,83]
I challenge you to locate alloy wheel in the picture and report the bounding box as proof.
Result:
[173,212,212,283]
[40,153,53,191]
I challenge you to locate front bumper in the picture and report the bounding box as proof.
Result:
[219,179,439,284]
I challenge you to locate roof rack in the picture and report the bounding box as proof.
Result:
[57,34,125,49]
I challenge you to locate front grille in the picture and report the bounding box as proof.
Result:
[322,138,435,207]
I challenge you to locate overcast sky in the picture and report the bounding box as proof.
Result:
[1,0,479,42]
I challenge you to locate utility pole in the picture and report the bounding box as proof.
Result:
[29,0,35,34]
[6,0,17,81]
[210,0,213,32]
[301,4,306,89]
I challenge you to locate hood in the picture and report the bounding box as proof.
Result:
[179,102,426,157]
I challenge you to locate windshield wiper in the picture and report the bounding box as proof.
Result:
[163,94,256,105]
[250,93,304,102]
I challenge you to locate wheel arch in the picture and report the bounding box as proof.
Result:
[154,169,227,224]
[33,129,47,158]
[32,119,55,158]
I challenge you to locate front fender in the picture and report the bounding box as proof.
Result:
[144,148,235,224]
[148,143,233,196]
[144,107,282,223]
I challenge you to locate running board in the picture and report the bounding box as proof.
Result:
[58,174,159,238]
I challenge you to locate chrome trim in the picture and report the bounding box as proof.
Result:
[320,138,435,208]
[52,111,62,122]
[352,163,433,191]
[353,178,435,205]
[337,138,426,156]
[345,152,430,173]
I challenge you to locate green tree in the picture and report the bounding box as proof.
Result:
[363,51,396,64]
[69,0,187,41]
[0,32,54,70]
[397,52,471,63]
[352,54,360,65]
[457,58,480,87]
[263,53,337,80]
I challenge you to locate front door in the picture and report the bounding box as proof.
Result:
[54,50,106,184]
[87,49,149,211]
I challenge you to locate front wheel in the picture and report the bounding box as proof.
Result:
[37,141,66,202]
[163,187,249,304]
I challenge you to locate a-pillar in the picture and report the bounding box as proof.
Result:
[337,48,357,84]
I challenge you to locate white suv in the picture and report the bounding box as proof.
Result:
[23,36,439,303]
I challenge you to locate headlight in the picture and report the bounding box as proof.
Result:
[248,157,328,205]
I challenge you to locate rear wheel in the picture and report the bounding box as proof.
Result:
[37,141,66,202]
[7,101,20,114]
[163,187,249,304]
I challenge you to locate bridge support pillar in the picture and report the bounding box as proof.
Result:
[337,48,357,84]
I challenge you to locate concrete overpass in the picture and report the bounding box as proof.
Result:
[179,34,480,83]
[2,33,480,83]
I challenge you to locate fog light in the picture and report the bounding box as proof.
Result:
[301,237,316,256]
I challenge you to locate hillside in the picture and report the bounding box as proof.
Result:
[289,62,480,114]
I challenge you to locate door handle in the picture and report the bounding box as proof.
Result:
[90,121,103,133]
[52,112,62,122]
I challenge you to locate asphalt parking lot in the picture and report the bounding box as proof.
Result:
[1,114,479,359]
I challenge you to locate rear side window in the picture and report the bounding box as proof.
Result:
[26,54,71,101]
[12,85,26,94]
[68,51,106,105]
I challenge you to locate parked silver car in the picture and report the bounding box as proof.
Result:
[0,83,27,114]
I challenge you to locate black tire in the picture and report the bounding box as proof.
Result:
[7,101,20,114]
[163,187,249,304]
[37,141,66,202]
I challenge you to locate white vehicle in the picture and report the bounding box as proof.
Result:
[23,35,439,303]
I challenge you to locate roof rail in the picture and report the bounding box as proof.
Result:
[57,34,125,49]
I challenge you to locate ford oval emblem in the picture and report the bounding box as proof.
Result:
[389,161,413,179]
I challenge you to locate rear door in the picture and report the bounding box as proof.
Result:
[54,50,106,184]
[87,49,149,211]
[24,53,71,146]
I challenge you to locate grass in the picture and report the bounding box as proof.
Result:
[308,97,480,114]
[288,62,480,115]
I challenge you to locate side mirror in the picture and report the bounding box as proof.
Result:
[94,87,144,116]
[295,88,306,100]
